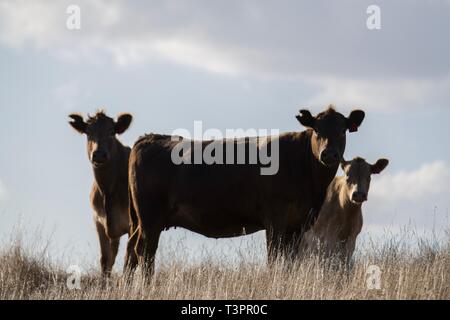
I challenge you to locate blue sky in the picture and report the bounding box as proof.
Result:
[0,0,449,268]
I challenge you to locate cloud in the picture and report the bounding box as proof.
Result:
[1,0,450,109]
[2,0,450,76]
[371,161,450,203]
[364,161,450,231]
[0,0,61,49]
[306,77,450,111]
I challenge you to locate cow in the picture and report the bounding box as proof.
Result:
[127,106,365,277]
[68,110,136,277]
[301,157,389,264]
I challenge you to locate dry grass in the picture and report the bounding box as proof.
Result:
[0,229,448,300]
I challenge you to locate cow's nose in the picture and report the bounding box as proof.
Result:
[320,150,340,166]
[352,191,367,203]
[92,150,107,164]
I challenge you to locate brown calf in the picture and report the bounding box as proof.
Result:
[301,157,389,263]
[69,110,135,276]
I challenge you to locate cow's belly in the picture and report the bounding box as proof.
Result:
[109,207,130,236]
[180,224,263,239]
[167,203,263,238]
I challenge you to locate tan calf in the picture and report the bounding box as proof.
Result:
[301,157,388,263]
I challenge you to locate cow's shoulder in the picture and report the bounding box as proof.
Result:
[131,133,179,165]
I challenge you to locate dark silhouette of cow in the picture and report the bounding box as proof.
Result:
[127,106,365,276]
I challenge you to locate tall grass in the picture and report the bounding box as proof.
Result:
[0,229,448,300]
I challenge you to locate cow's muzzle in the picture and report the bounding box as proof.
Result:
[320,149,340,167]
[91,150,108,167]
[351,191,367,204]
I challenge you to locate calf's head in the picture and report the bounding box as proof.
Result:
[68,111,132,168]
[296,106,365,167]
[341,157,389,204]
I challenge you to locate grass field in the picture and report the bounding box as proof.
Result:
[0,229,448,300]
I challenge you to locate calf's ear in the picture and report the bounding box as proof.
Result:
[347,110,365,132]
[296,109,316,128]
[68,114,87,134]
[371,158,389,174]
[340,158,350,171]
[115,113,133,134]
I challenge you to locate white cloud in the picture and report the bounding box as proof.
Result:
[151,39,241,75]
[1,0,450,109]
[371,161,450,203]
[364,161,450,232]
[305,76,450,111]
[106,38,241,75]
[0,0,61,49]
[0,0,243,74]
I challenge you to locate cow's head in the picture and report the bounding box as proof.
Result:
[68,110,132,168]
[296,106,365,167]
[341,157,389,204]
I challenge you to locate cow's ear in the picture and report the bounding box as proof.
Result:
[340,158,350,172]
[347,110,365,133]
[115,113,133,134]
[68,114,87,134]
[371,158,389,174]
[296,109,316,128]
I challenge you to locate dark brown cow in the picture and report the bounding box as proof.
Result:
[69,110,136,276]
[127,106,365,276]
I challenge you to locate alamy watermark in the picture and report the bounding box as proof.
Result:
[170,121,280,175]
[66,5,81,30]
[66,265,82,290]
[366,264,382,290]
[367,5,381,30]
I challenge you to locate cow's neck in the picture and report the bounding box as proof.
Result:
[93,140,128,198]
[311,156,337,186]
[308,132,339,201]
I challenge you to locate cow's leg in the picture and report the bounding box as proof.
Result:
[131,182,165,281]
[282,231,304,261]
[280,232,296,262]
[124,188,140,275]
[109,237,120,271]
[96,221,114,277]
[341,240,356,273]
[124,227,139,275]
[136,224,162,281]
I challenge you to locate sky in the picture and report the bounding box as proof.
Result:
[0,0,449,269]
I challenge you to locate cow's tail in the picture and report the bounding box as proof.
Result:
[124,179,140,273]
[128,183,139,240]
